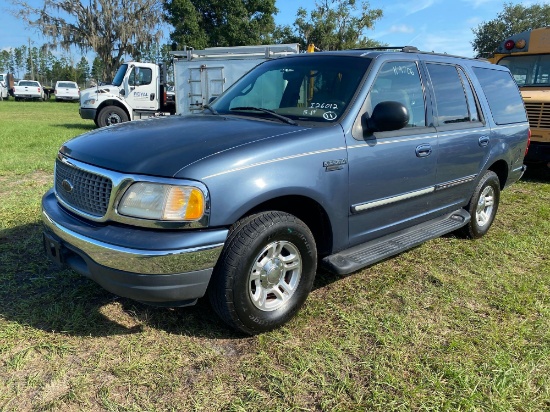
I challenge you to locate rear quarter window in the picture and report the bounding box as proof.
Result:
[472,67,527,125]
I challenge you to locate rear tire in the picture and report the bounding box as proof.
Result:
[461,170,500,239]
[208,211,317,335]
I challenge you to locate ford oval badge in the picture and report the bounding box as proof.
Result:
[62,179,74,193]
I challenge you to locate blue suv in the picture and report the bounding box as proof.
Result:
[42,47,529,334]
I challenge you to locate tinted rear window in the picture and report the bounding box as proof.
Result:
[472,67,527,125]
[58,82,77,88]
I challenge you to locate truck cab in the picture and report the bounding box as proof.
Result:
[79,62,173,128]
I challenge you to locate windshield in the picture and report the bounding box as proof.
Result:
[212,55,372,123]
[498,55,550,87]
[112,64,128,87]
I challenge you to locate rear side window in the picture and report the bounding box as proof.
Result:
[426,63,472,125]
[472,67,527,125]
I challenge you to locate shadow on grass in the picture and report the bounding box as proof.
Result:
[522,163,550,182]
[0,222,247,339]
[52,123,96,131]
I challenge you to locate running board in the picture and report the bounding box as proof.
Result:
[321,209,470,275]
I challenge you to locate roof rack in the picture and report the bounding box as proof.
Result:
[170,44,300,60]
[354,46,419,53]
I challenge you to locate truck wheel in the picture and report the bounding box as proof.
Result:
[208,211,317,335]
[98,106,129,127]
[461,170,500,239]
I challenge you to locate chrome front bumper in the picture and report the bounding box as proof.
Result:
[41,190,228,304]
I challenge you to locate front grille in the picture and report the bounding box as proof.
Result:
[55,159,112,217]
[525,102,550,129]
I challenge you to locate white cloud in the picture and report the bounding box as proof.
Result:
[390,25,415,34]
[419,30,475,57]
[460,0,500,9]
[384,0,438,16]
[407,0,438,14]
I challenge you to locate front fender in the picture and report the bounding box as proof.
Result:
[96,98,132,120]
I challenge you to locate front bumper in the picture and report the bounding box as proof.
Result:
[79,107,97,120]
[42,189,228,305]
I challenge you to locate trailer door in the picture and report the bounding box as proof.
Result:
[188,66,225,113]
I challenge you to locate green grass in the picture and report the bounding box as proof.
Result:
[1,100,549,411]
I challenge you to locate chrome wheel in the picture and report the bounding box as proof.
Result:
[475,186,495,227]
[248,240,302,311]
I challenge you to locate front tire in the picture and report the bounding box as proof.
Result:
[97,106,129,127]
[208,211,317,335]
[462,170,500,239]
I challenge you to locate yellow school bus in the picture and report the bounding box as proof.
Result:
[490,27,550,167]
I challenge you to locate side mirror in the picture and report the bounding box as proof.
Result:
[365,101,409,133]
[120,89,125,97]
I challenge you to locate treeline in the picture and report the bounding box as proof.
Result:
[0,46,92,87]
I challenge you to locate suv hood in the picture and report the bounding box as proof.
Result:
[60,115,308,177]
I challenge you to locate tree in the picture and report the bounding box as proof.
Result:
[164,0,278,49]
[472,2,550,58]
[275,0,384,51]
[90,56,106,83]
[11,0,164,81]
[76,56,90,86]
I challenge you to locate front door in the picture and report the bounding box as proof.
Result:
[347,60,438,246]
[124,65,157,111]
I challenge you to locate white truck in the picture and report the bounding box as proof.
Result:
[0,73,15,100]
[13,80,46,101]
[79,44,300,127]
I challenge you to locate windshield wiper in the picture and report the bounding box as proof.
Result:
[230,106,297,125]
[203,104,219,115]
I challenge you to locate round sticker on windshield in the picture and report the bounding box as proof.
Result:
[323,111,337,121]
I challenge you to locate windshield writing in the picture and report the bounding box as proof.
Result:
[212,55,371,123]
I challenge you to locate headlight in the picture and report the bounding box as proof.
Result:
[83,98,96,105]
[118,182,205,221]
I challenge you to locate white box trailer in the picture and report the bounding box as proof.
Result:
[79,44,300,127]
[171,44,300,115]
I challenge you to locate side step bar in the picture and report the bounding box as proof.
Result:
[321,209,470,275]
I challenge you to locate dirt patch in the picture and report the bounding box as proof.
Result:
[0,170,53,195]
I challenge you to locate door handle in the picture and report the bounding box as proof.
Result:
[415,144,432,157]
[479,135,490,147]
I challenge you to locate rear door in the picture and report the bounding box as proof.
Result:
[347,59,439,246]
[423,62,490,211]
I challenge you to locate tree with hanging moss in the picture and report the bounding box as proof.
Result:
[10,0,164,81]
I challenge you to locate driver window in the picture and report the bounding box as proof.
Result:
[367,61,426,127]
[128,67,152,87]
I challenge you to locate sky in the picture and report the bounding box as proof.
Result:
[1,0,549,61]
